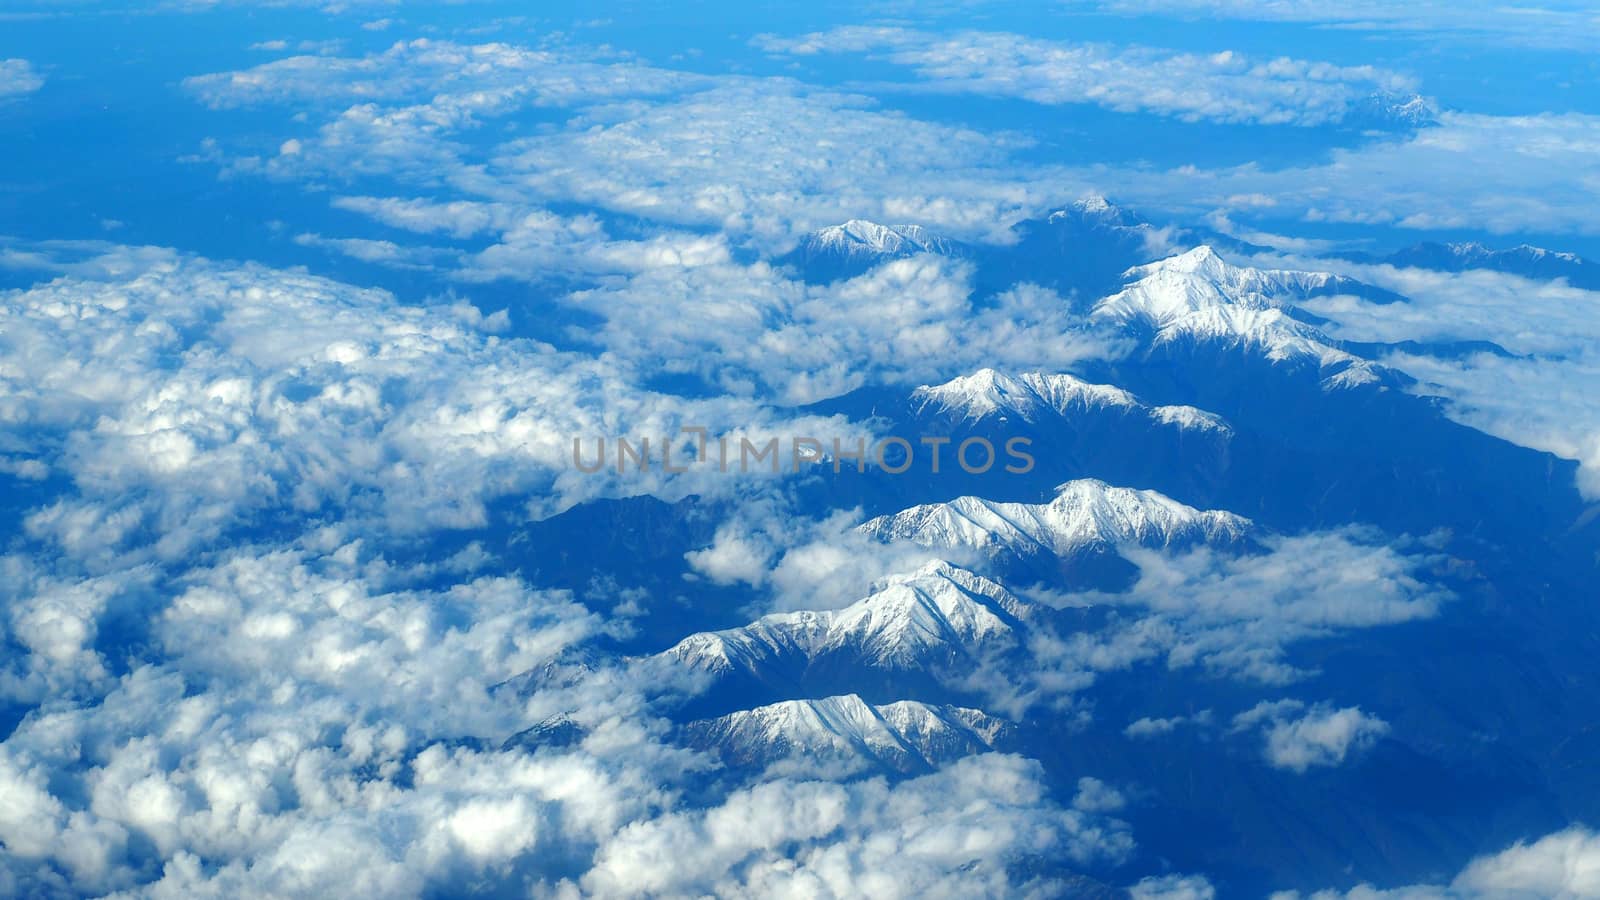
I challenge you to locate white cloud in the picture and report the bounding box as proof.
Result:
[330,195,521,240]
[1232,700,1389,772]
[1274,825,1600,898]
[186,38,699,112]
[0,249,864,567]
[583,754,1133,898]
[1106,113,1600,240]
[0,58,43,99]
[0,551,1126,896]
[293,231,459,268]
[480,78,1058,244]
[558,256,1115,403]
[1133,873,1219,900]
[756,27,1418,127]
[1080,529,1449,684]
[1263,258,1600,497]
[187,44,1085,245]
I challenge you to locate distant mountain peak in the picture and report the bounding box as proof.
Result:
[1098,248,1388,389]
[803,219,959,258]
[681,694,1009,773]
[1444,241,1583,265]
[862,479,1252,564]
[1349,240,1597,288]
[1047,194,1143,228]
[665,563,1028,680]
[912,368,1232,433]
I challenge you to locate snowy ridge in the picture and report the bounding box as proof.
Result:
[911,368,1231,433]
[802,219,960,260]
[1444,241,1584,265]
[682,694,1007,772]
[860,479,1251,562]
[1094,246,1384,389]
[665,562,1027,679]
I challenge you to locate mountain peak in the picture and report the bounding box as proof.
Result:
[912,369,1139,424]
[862,479,1252,564]
[1047,194,1140,228]
[804,220,956,258]
[664,563,1029,681]
[681,694,1009,773]
[911,368,1231,434]
[1097,249,1387,389]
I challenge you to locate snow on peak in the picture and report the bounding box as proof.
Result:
[1105,246,1336,324]
[804,220,957,258]
[861,479,1251,563]
[664,563,1027,678]
[1445,241,1583,265]
[1043,195,1150,233]
[1095,247,1384,389]
[912,368,1231,433]
[913,369,1135,422]
[682,694,1007,772]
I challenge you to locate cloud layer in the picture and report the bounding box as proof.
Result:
[757,27,1419,127]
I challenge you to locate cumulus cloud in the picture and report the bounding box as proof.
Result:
[1232,701,1390,772]
[0,249,864,567]
[1073,529,1449,684]
[559,255,1115,403]
[756,27,1419,127]
[0,535,662,898]
[584,754,1133,898]
[1274,825,1600,898]
[0,577,1125,898]
[0,58,43,99]
[187,44,1084,245]
[481,78,1061,244]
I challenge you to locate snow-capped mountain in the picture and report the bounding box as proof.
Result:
[1351,90,1439,128]
[861,479,1252,567]
[1343,241,1599,289]
[911,368,1231,434]
[1094,246,1389,389]
[806,220,960,258]
[1053,194,1148,230]
[784,220,964,281]
[502,714,586,751]
[665,562,1028,686]
[681,694,1008,773]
